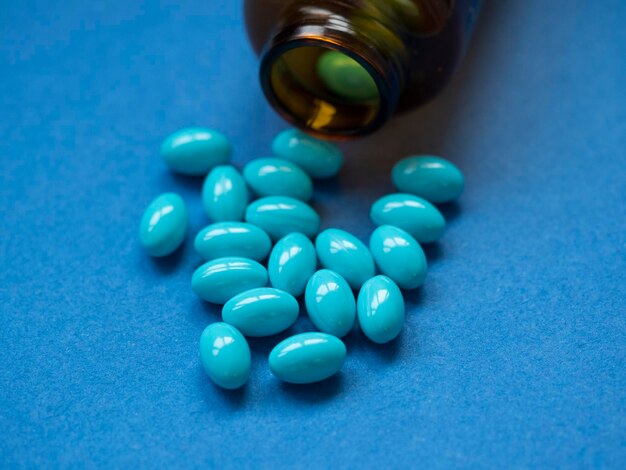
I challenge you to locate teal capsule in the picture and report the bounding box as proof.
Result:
[392,155,464,203]
[199,322,250,389]
[317,51,379,101]
[243,158,313,201]
[305,269,356,337]
[268,233,317,297]
[192,257,268,304]
[222,288,299,337]
[370,193,445,243]
[369,225,427,289]
[245,196,320,241]
[139,193,188,257]
[269,332,346,384]
[271,129,344,179]
[315,228,375,289]
[161,127,231,175]
[201,165,248,222]
[357,275,405,344]
[194,222,272,262]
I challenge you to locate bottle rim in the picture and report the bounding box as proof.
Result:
[260,34,401,140]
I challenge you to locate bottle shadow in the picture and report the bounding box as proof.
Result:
[337,0,505,194]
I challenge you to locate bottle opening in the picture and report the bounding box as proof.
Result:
[262,43,393,139]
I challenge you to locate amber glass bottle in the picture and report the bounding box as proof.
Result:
[245,0,481,139]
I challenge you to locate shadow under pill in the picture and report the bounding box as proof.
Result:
[403,285,424,307]
[422,243,443,264]
[279,373,344,402]
[196,367,248,408]
[146,243,186,274]
[196,298,221,318]
[438,200,462,222]
[161,170,205,192]
[312,175,343,199]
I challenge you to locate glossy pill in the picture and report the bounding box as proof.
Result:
[268,233,317,297]
[201,165,248,222]
[243,158,313,201]
[369,225,427,289]
[305,270,355,337]
[357,275,405,344]
[139,193,188,257]
[269,332,347,384]
[161,127,231,175]
[272,129,344,179]
[199,322,250,389]
[370,193,445,243]
[194,222,272,262]
[245,196,320,241]
[317,51,379,101]
[222,288,299,337]
[192,257,268,304]
[315,228,375,289]
[392,155,464,203]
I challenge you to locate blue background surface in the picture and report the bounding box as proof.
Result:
[1,0,624,467]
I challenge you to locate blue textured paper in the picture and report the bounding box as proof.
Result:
[1,0,624,467]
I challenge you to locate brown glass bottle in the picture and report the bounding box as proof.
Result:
[245,0,481,139]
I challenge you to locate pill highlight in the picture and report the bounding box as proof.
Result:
[192,257,268,304]
[194,222,272,262]
[202,165,248,222]
[222,287,299,337]
[369,225,427,289]
[305,269,356,337]
[243,157,313,201]
[199,322,251,389]
[370,193,445,243]
[315,228,375,289]
[392,155,464,203]
[161,127,231,175]
[139,192,188,257]
[268,233,317,297]
[245,196,320,241]
[272,129,344,179]
[357,275,405,344]
[269,332,347,384]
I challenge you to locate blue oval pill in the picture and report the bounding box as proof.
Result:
[370,193,445,243]
[192,257,268,304]
[199,322,250,389]
[315,228,375,289]
[222,287,299,337]
[392,155,464,203]
[268,233,317,297]
[369,225,427,290]
[202,165,248,222]
[269,332,347,384]
[194,222,272,262]
[243,157,313,201]
[161,127,231,175]
[305,269,356,337]
[357,275,405,344]
[272,129,344,179]
[245,196,320,241]
[139,192,188,257]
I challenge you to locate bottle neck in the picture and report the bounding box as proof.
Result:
[259,1,407,139]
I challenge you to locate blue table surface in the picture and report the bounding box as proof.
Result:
[1,0,624,467]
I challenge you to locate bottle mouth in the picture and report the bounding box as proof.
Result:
[260,40,398,140]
